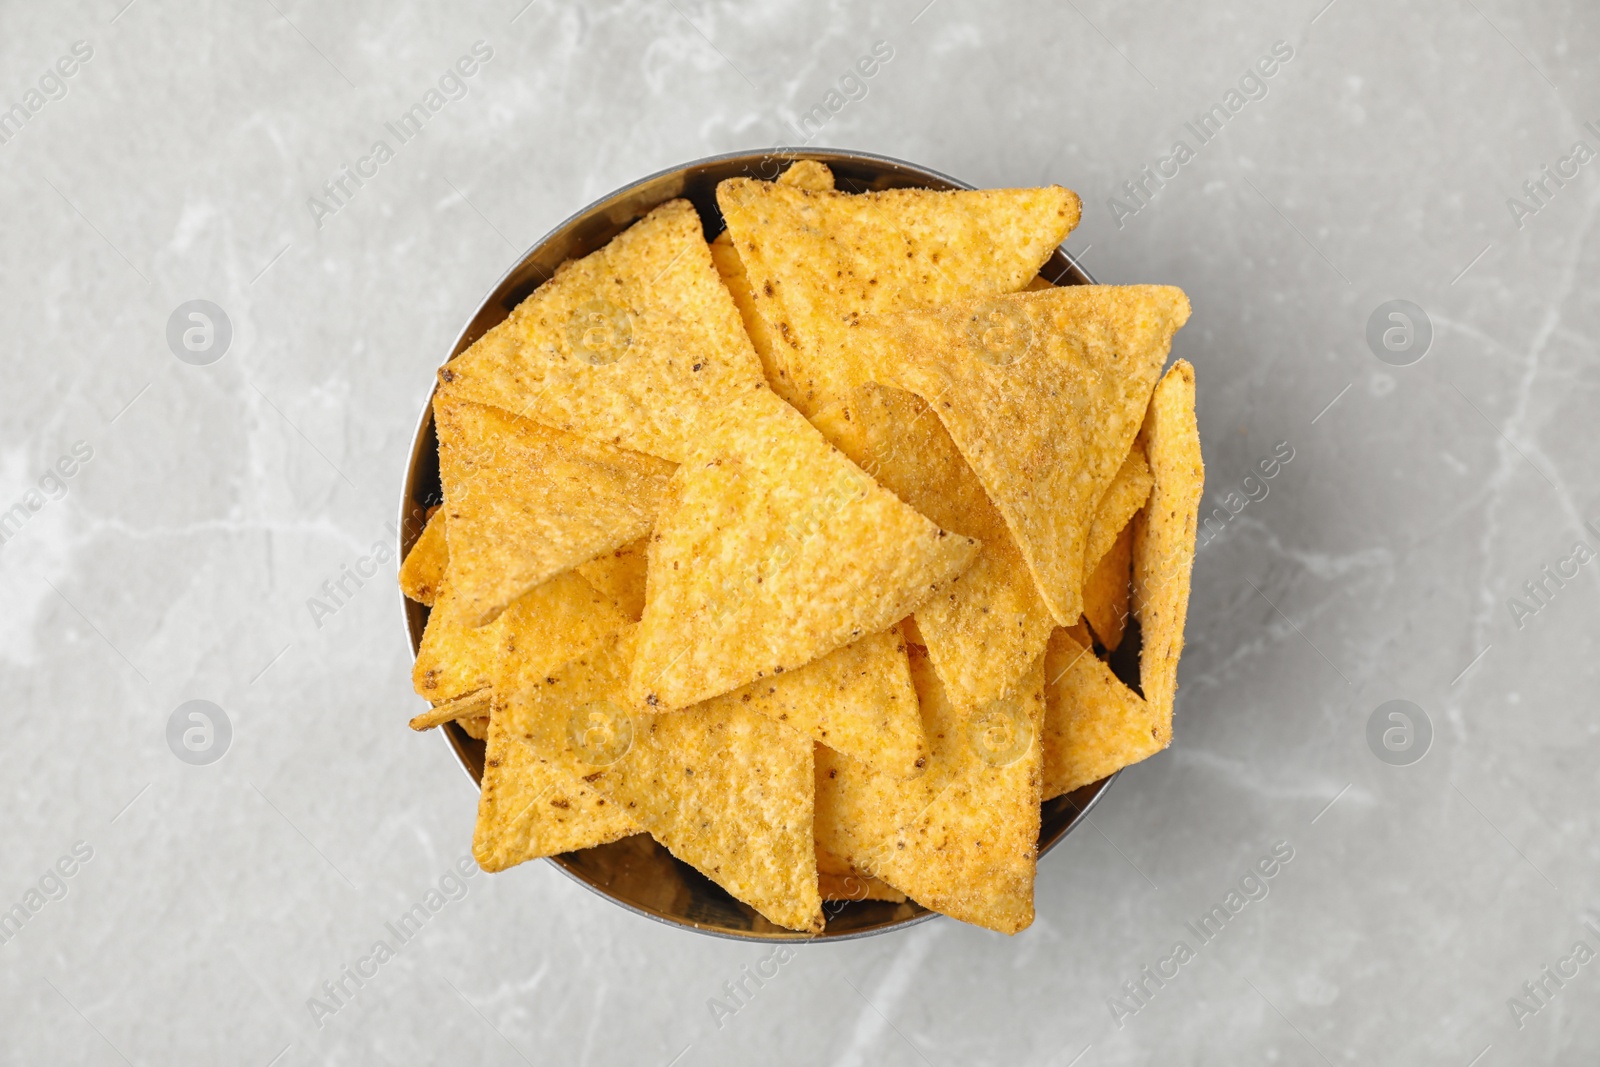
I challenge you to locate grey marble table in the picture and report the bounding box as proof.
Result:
[2,0,1597,1063]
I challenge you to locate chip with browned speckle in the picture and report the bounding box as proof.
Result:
[492,627,824,932]
[434,392,674,627]
[435,199,767,462]
[630,387,979,710]
[817,843,905,903]
[1086,443,1153,573]
[399,507,448,606]
[812,383,1054,709]
[814,646,1044,934]
[1083,521,1135,652]
[1133,359,1203,732]
[861,284,1191,627]
[473,685,642,873]
[411,569,628,706]
[1040,625,1166,799]
[710,162,836,407]
[576,537,650,621]
[716,178,1081,417]
[716,628,925,778]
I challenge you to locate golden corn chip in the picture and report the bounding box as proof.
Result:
[411,576,500,703]
[576,537,650,621]
[710,162,836,406]
[409,688,490,731]
[707,236,792,406]
[511,628,824,932]
[716,628,925,778]
[412,569,628,705]
[1082,522,1133,652]
[473,688,641,872]
[1085,444,1152,575]
[1041,626,1165,799]
[630,387,979,709]
[817,844,905,903]
[774,159,836,191]
[399,507,448,605]
[458,714,489,741]
[1064,618,1093,650]
[814,647,1044,935]
[716,178,1080,416]
[1132,359,1203,729]
[813,383,1053,708]
[863,284,1191,627]
[434,393,674,627]
[436,199,766,462]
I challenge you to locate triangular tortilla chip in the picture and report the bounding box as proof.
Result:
[1080,443,1151,652]
[773,159,836,192]
[575,537,650,621]
[399,507,448,605]
[718,628,925,778]
[1132,359,1203,727]
[412,569,628,704]
[814,647,1044,934]
[1041,626,1166,799]
[710,162,836,407]
[716,178,1080,416]
[817,843,905,903]
[501,628,824,932]
[436,199,766,462]
[473,687,641,872]
[1086,444,1152,571]
[813,383,1054,708]
[1083,521,1134,652]
[434,393,674,627]
[863,284,1191,626]
[630,387,980,709]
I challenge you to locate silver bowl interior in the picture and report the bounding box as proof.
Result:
[400,148,1134,941]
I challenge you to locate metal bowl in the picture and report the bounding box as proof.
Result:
[400,148,1128,941]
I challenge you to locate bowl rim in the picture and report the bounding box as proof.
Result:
[400,146,1117,942]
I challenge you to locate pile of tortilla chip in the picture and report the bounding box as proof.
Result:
[402,160,1203,936]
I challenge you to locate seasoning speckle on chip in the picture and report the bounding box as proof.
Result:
[434,392,674,627]
[716,177,1081,416]
[813,382,1054,710]
[398,507,447,606]
[858,284,1191,627]
[403,162,1201,937]
[435,198,767,462]
[629,387,980,711]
